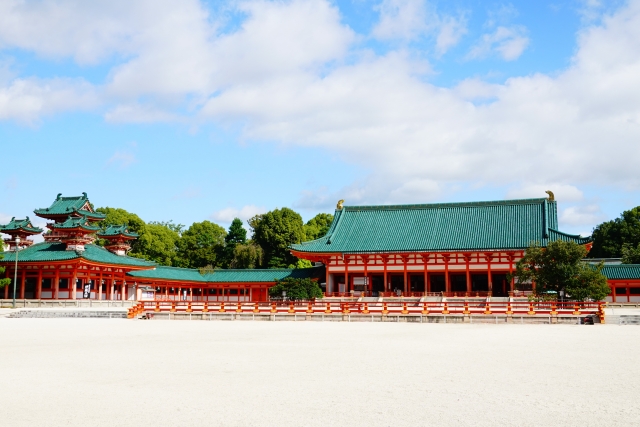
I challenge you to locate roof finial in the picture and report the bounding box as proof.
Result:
[82,192,87,198]
[545,190,555,202]
[56,193,62,200]
[337,199,345,210]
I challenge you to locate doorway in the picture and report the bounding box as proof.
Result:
[371,275,384,296]
[492,273,509,297]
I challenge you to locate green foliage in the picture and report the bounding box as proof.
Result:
[0,254,10,289]
[149,220,184,235]
[289,258,313,269]
[622,243,640,264]
[176,221,226,268]
[131,223,181,266]
[590,206,640,258]
[511,240,610,301]
[250,208,305,268]
[229,242,263,269]
[268,277,323,301]
[222,218,247,267]
[303,213,334,241]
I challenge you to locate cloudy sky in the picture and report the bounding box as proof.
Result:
[1,0,639,237]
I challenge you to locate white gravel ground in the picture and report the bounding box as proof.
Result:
[1,319,638,427]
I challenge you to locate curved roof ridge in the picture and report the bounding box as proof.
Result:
[341,198,549,211]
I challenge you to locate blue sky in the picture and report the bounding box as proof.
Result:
[1,0,639,238]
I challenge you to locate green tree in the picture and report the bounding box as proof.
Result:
[268,277,323,301]
[222,218,247,267]
[590,206,640,258]
[229,242,263,269]
[176,221,226,268]
[622,243,640,264]
[131,223,181,266]
[511,240,610,301]
[0,254,11,289]
[303,213,334,241]
[250,208,305,268]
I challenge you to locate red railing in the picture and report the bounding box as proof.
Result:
[135,300,603,318]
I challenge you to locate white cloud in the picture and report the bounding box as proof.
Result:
[435,14,468,55]
[467,25,529,61]
[372,0,467,54]
[0,78,97,123]
[203,1,640,207]
[560,204,606,227]
[373,0,433,40]
[210,205,266,224]
[105,104,180,124]
[106,150,136,169]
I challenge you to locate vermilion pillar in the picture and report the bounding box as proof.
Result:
[36,268,43,300]
[19,269,26,299]
[465,254,471,294]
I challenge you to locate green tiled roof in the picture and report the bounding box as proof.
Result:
[51,215,101,231]
[291,198,591,254]
[34,193,106,220]
[601,264,640,280]
[0,217,43,234]
[98,225,139,238]
[127,266,325,283]
[0,242,155,267]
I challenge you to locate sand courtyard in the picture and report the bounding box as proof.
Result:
[1,318,639,427]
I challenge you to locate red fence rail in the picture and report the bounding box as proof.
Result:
[130,300,603,318]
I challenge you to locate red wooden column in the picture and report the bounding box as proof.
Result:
[382,255,389,293]
[19,268,26,299]
[485,253,494,295]
[98,271,103,300]
[53,267,60,299]
[507,252,515,295]
[121,276,126,301]
[70,266,78,300]
[362,255,369,295]
[464,254,471,294]
[422,253,429,294]
[344,255,349,294]
[36,267,43,300]
[402,255,408,295]
[443,254,451,294]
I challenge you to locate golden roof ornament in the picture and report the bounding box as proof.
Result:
[336,199,345,210]
[545,190,555,202]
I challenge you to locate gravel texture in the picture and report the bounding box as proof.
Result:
[1,318,638,427]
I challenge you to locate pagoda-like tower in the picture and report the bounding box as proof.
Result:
[35,193,105,243]
[98,225,139,256]
[48,216,101,251]
[0,217,43,250]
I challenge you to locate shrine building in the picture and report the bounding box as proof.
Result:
[291,197,640,303]
[0,193,321,302]
[2,193,639,303]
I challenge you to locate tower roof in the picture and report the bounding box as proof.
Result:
[291,198,591,254]
[0,217,43,235]
[50,215,101,232]
[97,225,139,238]
[34,193,106,221]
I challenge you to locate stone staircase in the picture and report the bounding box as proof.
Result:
[5,308,128,319]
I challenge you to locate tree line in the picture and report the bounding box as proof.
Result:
[95,207,333,269]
